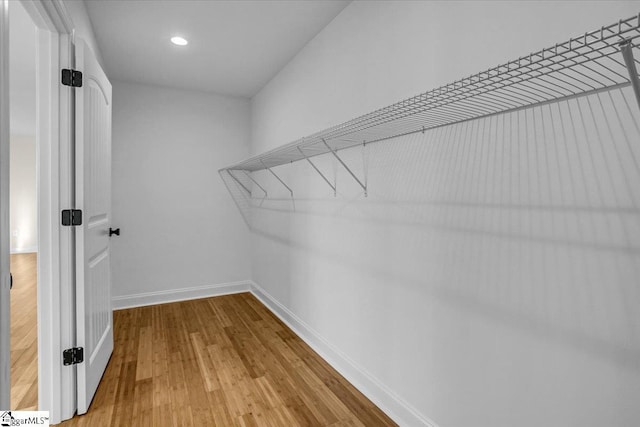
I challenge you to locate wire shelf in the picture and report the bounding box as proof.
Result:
[221,14,640,176]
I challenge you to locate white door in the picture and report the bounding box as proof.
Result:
[74,38,113,414]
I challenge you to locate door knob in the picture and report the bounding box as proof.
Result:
[109,228,120,237]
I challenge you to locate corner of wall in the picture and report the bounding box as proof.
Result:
[249,280,440,427]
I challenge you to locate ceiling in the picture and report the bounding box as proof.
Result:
[9,0,37,136]
[85,0,350,98]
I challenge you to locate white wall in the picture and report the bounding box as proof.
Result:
[249,2,640,426]
[111,81,251,304]
[9,1,37,254]
[9,0,36,136]
[9,135,36,253]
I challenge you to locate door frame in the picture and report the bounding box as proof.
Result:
[0,0,10,410]
[0,0,76,423]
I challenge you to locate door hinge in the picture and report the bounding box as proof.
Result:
[63,347,84,366]
[61,209,83,226]
[61,68,83,87]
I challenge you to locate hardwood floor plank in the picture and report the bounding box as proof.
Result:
[10,253,38,410]
[189,332,219,392]
[151,306,171,409]
[59,293,397,426]
[152,403,172,427]
[136,326,153,381]
[133,378,154,427]
[207,388,235,427]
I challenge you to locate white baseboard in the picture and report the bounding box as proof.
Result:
[112,280,251,310]
[10,246,37,254]
[249,280,438,427]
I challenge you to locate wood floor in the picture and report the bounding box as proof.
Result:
[10,252,39,410]
[60,292,396,427]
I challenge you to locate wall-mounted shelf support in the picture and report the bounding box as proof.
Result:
[297,146,336,196]
[261,159,294,197]
[220,14,640,208]
[243,170,268,197]
[620,38,640,110]
[322,139,367,197]
[227,170,251,195]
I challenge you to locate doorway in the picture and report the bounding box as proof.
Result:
[1,0,78,421]
[8,0,38,411]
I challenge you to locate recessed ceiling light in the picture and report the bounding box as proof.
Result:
[171,36,188,46]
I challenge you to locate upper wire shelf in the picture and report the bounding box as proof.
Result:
[221,14,640,176]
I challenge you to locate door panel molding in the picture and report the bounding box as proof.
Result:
[74,38,113,415]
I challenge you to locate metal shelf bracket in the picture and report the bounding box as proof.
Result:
[322,139,367,197]
[297,146,336,196]
[243,170,268,197]
[620,38,640,111]
[260,160,294,197]
[227,170,251,195]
